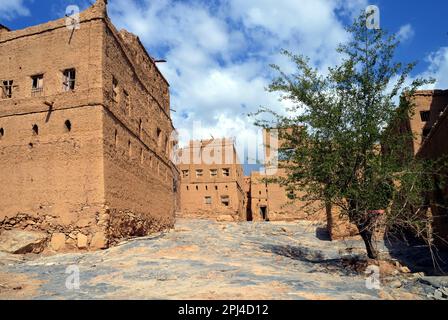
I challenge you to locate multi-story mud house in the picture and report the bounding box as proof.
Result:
[0,0,179,251]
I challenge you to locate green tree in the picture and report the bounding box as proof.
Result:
[254,13,435,259]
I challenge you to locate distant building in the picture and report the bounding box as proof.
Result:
[0,0,179,251]
[176,138,246,221]
[246,128,326,222]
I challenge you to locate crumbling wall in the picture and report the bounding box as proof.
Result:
[100,16,176,235]
[0,2,177,252]
[0,106,108,251]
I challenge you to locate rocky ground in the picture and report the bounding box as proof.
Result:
[0,219,446,300]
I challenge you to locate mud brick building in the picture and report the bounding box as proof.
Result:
[381,90,448,247]
[0,0,179,251]
[247,129,326,222]
[177,138,245,221]
[411,90,448,247]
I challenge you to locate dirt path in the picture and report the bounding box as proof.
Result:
[0,219,430,300]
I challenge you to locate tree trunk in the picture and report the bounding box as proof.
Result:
[358,226,378,259]
[349,200,378,259]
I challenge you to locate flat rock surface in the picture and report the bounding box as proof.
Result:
[0,219,433,300]
[0,230,47,254]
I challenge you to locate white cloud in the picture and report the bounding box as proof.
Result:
[418,47,448,89]
[0,0,30,20]
[397,24,415,43]
[107,0,368,156]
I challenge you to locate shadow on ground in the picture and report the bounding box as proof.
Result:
[385,237,448,276]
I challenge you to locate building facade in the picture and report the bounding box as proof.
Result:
[177,139,245,221]
[0,0,179,251]
[412,91,448,248]
[247,129,326,222]
[384,90,448,247]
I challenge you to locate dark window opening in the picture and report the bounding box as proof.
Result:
[31,74,44,97]
[139,119,142,138]
[287,190,296,200]
[205,196,212,205]
[196,185,199,191]
[215,185,218,190]
[2,80,13,99]
[32,124,39,136]
[156,128,162,146]
[0,127,4,138]
[259,206,268,221]
[64,120,71,132]
[63,69,76,91]
[221,195,230,207]
[165,136,168,154]
[186,186,189,191]
[112,77,119,101]
[420,111,430,122]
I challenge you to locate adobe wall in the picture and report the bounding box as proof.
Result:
[0,1,178,251]
[418,109,448,248]
[0,9,107,250]
[177,139,245,221]
[409,90,448,154]
[102,109,175,243]
[250,170,326,222]
[101,17,176,238]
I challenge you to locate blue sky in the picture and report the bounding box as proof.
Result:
[2,0,448,173]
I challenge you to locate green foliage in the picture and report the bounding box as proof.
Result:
[253,13,439,255]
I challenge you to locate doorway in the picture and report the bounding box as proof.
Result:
[259,206,268,221]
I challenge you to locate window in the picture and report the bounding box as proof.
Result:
[221,195,230,207]
[182,170,189,178]
[0,127,4,139]
[63,69,76,91]
[138,119,142,138]
[210,169,218,177]
[2,80,13,99]
[204,196,212,205]
[186,186,189,191]
[420,111,430,122]
[215,185,218,190]
[165,137,169,155]
[31,74,44,97]
[156,128,162,146]
[222,168,230,177]
[32,124,39,136]
[287,190,296,200]
[64,120,71,132]
[112,77,119,101]
[196,169,203,177]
